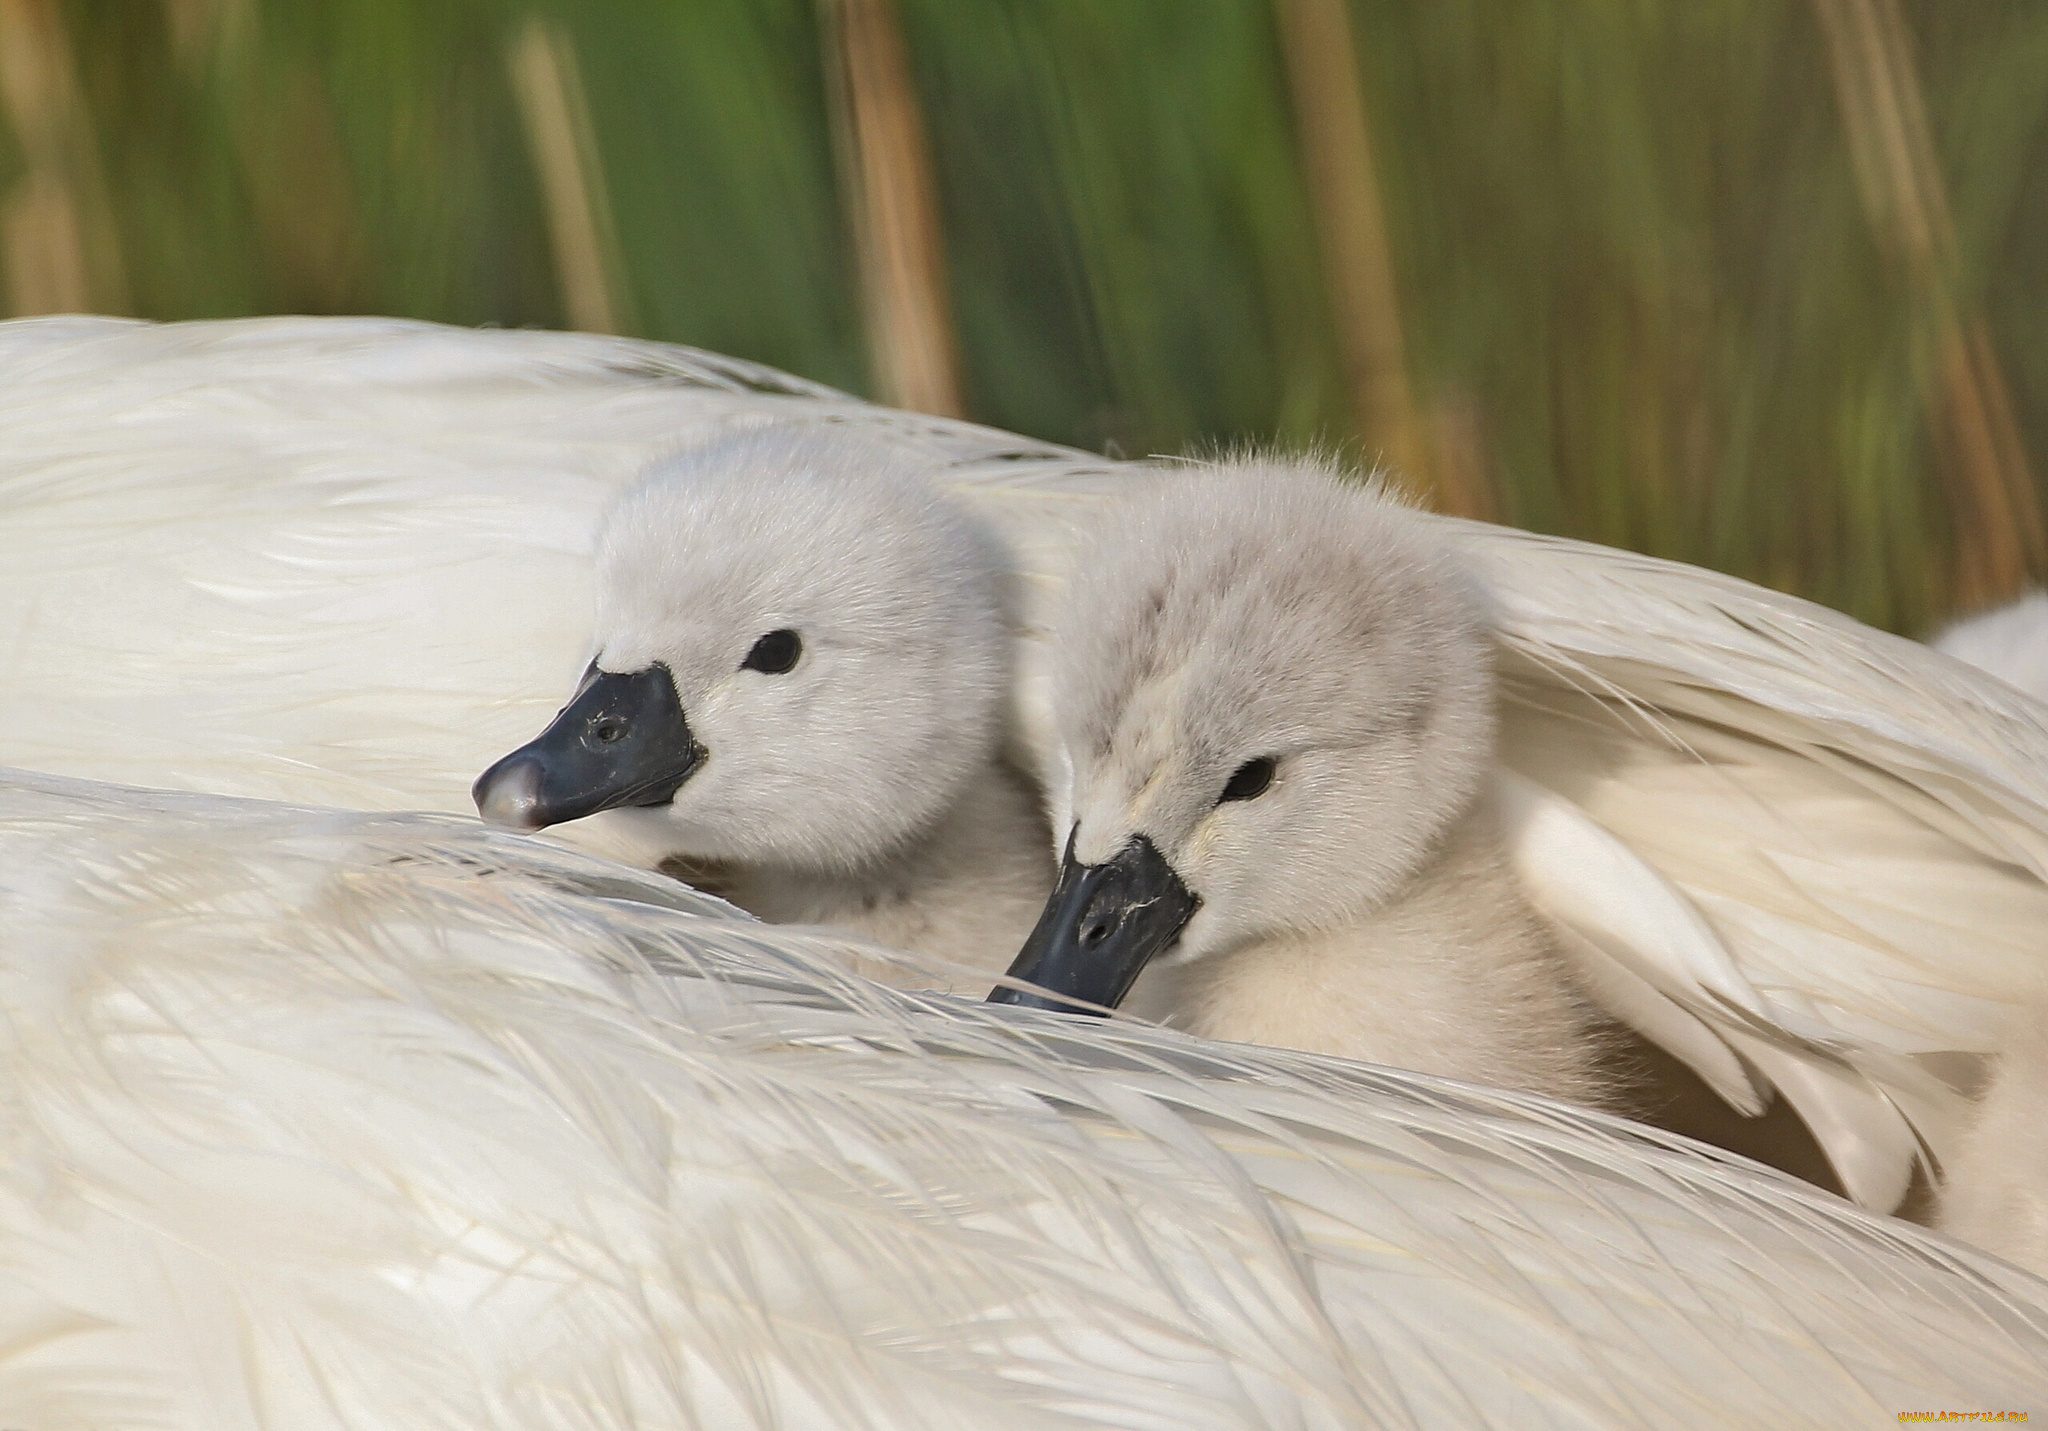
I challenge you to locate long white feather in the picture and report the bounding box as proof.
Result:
[1494,772,1767,1114]
[3,767,2046,1427]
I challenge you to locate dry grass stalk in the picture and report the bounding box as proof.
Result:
[0,0,124,316]
[1811,0,2044,609]
[1427,393,1497,525]
[1273,0,1468,513]
[506,15,626,335]
[821,0,963,417]
[233,65,368,313]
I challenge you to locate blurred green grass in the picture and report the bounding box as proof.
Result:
[9,0,2048,633]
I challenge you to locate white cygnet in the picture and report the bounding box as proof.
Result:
[474,427,1051,981]
[993,460,1608,1107]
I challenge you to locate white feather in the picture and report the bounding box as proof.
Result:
[1932,590,2048,704]
[1495,772,1766,1114]
[3,767,2047,1427]
[8,317,2048,1215]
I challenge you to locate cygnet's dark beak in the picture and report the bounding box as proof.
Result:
[472,664,703,830]
[988,832,1199,1014]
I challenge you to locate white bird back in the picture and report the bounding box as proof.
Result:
[4,767,2046,1428]
[1932,590,2048,704]
[10,317,2048,1215]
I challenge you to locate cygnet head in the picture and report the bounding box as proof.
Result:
[991,458,1495,1012]
[473,426,1008,874]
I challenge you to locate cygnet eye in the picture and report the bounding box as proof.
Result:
[1218,757,1276,804]
[741,629,803,675]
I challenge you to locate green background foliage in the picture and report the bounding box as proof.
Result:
[14,0,2048,633]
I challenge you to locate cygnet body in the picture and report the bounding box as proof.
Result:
[995,461,1608,1107]
[473,427,1051,979]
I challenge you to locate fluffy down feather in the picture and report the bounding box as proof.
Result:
[548,427,1052,974]
[590,426,1011,872]
[1044,464,1608,1109]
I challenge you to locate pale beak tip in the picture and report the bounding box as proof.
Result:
[474,757,546,830]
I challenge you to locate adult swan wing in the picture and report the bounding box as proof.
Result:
[4,767,2047,1425]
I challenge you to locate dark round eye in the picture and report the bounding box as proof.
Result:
[592,717,627,744]
[741,629,802,675]
[1219,757,1276,804]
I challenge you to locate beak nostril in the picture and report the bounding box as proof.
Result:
[1081,920,1111,948]
[472,665,700,831]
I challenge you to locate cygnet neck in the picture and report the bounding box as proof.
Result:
[660,751,1053,985]
[1143,789,1611,1108]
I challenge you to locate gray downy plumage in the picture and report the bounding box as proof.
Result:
[1022,458,1610,1107]
[475,426,1052,985]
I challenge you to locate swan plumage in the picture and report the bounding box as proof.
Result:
[1941,1004,2048,1278]
[5,766,2048,1426]
[1916,586,2048,1275]
[1932,590,2048,703]
[9,316,2048,1220]
[1453,513,2048,1212]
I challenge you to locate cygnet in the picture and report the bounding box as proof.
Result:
[991,461,1609,1107]
[473,427,1052,980]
